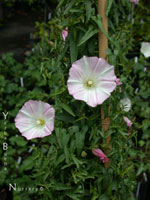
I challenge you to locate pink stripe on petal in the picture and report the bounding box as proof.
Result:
[98,66,116,81]
[95,89,110,104]
[99,81,116,93]
[86,90,107,107]
[21,127,38,140]
[44,122,54,133]
[67,82,85,95]
[72,88,88,103]
[69,65,84,82]
[22,126,52,140]
[43,107,55,120]
[24,100,39,115]
[93,148,108,163]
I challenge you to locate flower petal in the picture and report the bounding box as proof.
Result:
[86,88,109,107]
[22,127,51,140]
[123,116,132,127]
[115,78,122,86]
[130,0,139,4]
[62,27,68,41]
[120,98,131,112]
[141,42,150,58]
[93,148,108,163]
[68,82,88,102]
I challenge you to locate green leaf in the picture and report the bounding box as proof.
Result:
[55,128,62,148]
[106,0,113,16]
[64,0,76,15]
[76,126,88,156]
[49,88,66,97]
[91,15,111,41]
[59,103,75,117]
[66,193,81,200]
[55,154,65,167]
[9,136,27,147]
[56,0,65,10]
[85,0,92,22]
[62,131,70,163]
[136,163,145,176]
[20,156,37,172]
[99,194,109,200]
[70,38,78,63]
[78,26,98,46]
[62,130,70,147]
[54,184,72,191]
[72,155,83,169]
[142,119,150,131]
[61,162,74,169]
[55,113,75,123]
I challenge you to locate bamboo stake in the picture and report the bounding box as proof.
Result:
[98,0,111,168]
[98,0,108,59]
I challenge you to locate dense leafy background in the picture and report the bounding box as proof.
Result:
[0,0,150,199]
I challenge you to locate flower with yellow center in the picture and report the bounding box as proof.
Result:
[36,119,45,126]
[67,56,117,107]
[15,100,55,140]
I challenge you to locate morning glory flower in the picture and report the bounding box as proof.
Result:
[93,148,108,163]
[67,56,117,107]
[15,100,55,140]
[120,98,131,112]
[123,116,133,127]
[130,0,139,4]
[62,27,68,41]
[140,42,150,58]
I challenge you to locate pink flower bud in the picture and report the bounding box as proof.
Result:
[115,78,122,86]
[62,27,68,41]
[123,116,133,127]
[92,148,109,163]
[130,0,139,5]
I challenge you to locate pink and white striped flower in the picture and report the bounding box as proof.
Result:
[67,56,116,107]
[120,98,131,112]
[140,42,150,58]
[15,100,55,140]
[93,148,108,163]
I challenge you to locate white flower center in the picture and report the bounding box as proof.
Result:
[36,119,45,126]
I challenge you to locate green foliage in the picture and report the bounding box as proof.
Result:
[1,0,41,6]
[0,0,150,199]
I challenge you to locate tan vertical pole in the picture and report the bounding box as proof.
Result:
[98,0,111,168]
[98,0,108,59]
